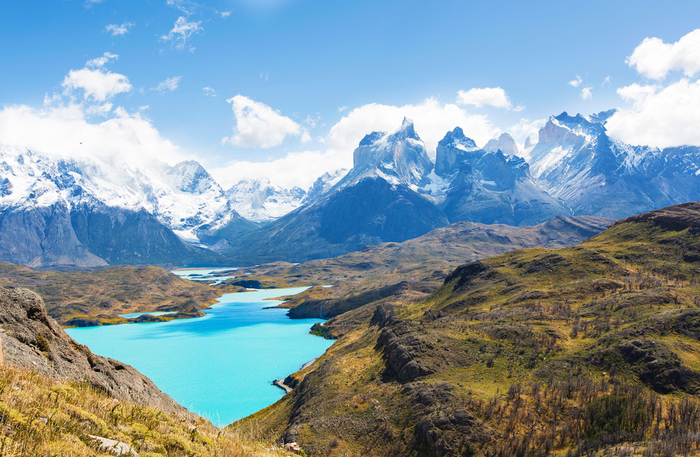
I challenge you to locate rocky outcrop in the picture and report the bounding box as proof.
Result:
[377,321,435,383]
[403,382,492,455]
[434,127,479,177]
[0,287,191,417]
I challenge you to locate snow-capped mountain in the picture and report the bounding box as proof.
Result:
[339,118,434,189]
[225,178,306,223]
[303,169,348,204]
[483,132,519,156]
[526,112,700,218]
[0,147,250,243]
[0,145,250,265]
[435,128,570,225]
[221,121,569,264]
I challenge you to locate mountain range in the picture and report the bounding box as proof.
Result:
[2,109,700,266]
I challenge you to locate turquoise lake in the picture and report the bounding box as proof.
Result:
[66,283,333,426]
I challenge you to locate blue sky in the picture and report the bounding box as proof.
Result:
[1,0,700,187]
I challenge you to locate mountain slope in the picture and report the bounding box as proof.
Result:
[225,176,449,264]
[241,215,612,319]
[0,263,237,326]
[0,146,247,266]
[528,112,700,218]
[435,127,571,225]
[0,286,286,456]
[238,202,700,456]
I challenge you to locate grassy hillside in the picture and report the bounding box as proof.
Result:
[0,365,286,456]
[0,263,243,327]
[234,202,700,456]
[239,215,611,320]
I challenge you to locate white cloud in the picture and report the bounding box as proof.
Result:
[456,87,517,110]
[607,78,700,148]
[616,83,657,104]
[213,97,500,189]
[161,16,202,52]
[105,22,134,36]
[202,86,216,97]
[86,52,118,68]
[627,29,700,80]
[222,95,304,148]
[602,76,612,86]
[568,75,583,87]
[154,76,182,92]
[211,150,348,190]
[0,103,185,167]
[62,68,132,102]
[166,0,196,15]
[508,118,546,145]
[220,11,231,18]
[580,86,593,100]
[327,97,499,157]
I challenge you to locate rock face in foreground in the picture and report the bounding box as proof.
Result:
[0,287,189,417]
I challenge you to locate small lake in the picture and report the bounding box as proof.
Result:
[66,282,332,426]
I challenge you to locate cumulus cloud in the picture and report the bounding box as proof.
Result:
[161,16,202,52]
[627,29,700,80]
[223,95,304,148]
[327,97,499,157]
[607,78,700,148]
[508,118,547,145]
[62,55,132,102]
[154,76,182,92]
[214,97,501,189]
[105,22,134,36]
[211,150,348,189]
[568,75,583,87]
[580,86,593,100]
[616,83,657,104]
[456,87,518,110]
[0,103,185,167]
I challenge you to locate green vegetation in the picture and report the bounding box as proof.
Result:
[242,216,611,319]
[0,263,244,327]
[233,203,700,456]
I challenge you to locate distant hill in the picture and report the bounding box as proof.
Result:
[241,214,612,319]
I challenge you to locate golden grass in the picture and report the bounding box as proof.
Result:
[0,365,287,457]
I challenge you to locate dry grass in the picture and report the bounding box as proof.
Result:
[0,365,287,456]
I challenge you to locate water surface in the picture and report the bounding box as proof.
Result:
[67,286,332,426]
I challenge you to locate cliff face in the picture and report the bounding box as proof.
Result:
[0,287,189,417]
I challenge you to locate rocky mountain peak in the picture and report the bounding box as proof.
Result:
[435,127,480,177]
[484,133,519,156]
[349,120,433,187]
[394,117,419,140]
[166,160,220,195]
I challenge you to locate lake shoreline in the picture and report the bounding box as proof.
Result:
[66,283,335,426]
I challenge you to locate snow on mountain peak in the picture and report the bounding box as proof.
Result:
[226,178,306,222]
[483,132,519,156]
[347,120,433,188]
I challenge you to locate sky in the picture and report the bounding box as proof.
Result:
[1,0,700,188]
